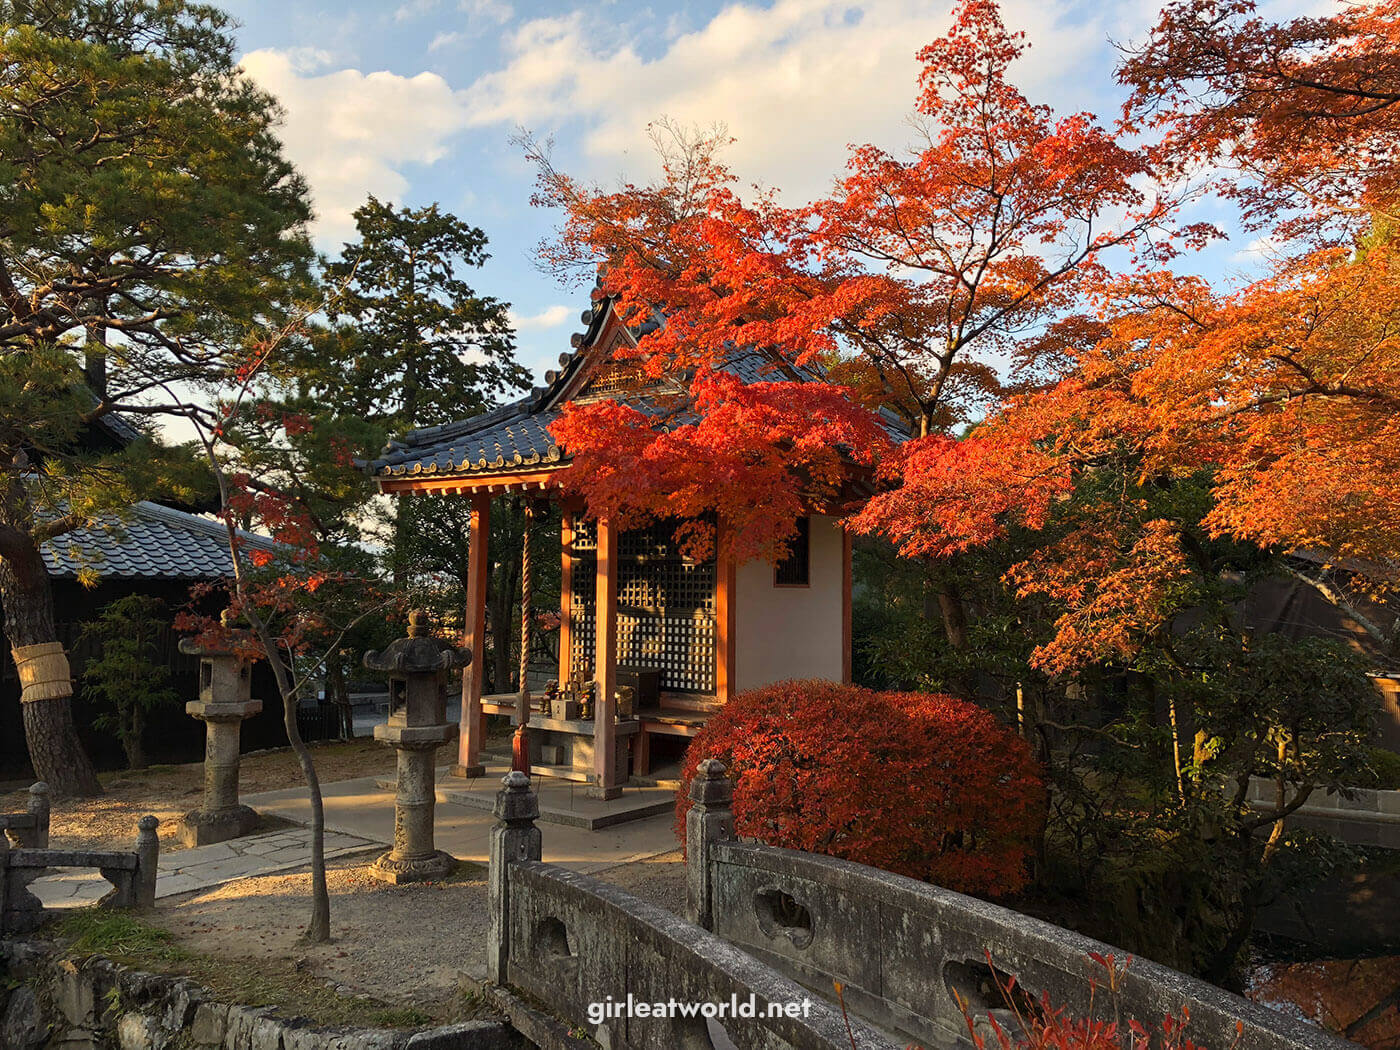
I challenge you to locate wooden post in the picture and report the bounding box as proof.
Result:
[558,511,573,684]
[716,518,737,704]
[590,516,620,799]
[841,525,853,686]
[454,492,491,778]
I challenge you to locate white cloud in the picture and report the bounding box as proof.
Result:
[461,0,1161,204]
[394,0,440,22]
[428,30,466,52]
[240,49,473,244]
[460,0,513,24]
[509,304,574,331]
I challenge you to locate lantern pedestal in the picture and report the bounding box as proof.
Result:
[370,722,458,884]
[179,699,262,847]
[362,610,472,886]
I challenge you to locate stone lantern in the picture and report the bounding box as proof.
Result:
[177,610,263,847]
[363,610,470,883]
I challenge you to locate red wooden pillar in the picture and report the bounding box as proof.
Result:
[716,517,737,704]
[558,511,573,684]
[453,492,490,778]
[590,516,621,799]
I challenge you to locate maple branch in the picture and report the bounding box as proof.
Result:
[1281,564,1396,650]
[1243,779,1315,833]
[1213,383,1400,418]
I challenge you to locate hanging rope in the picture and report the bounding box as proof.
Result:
[512,502,537,774]
[519,503,534,696]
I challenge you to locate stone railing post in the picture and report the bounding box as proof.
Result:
[134,815,159,909]
[27,782,49,849]
[686,758,734,930]
[488,771,541,984]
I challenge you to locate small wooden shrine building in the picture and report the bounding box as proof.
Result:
[370,295,866,798]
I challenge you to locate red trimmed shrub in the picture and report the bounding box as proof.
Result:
[677,680,1044,898]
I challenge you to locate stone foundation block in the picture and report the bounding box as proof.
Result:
[116,1011,158,1050]
[368,849,456,885]
[191,1001,230,1046]
[179,805,260,848]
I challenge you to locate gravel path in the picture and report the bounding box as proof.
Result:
[151,855,489,1015]
[139,844,685,1018]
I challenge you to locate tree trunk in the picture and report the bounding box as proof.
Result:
[936,574,969,651]
[0,506,102,798]
[490,539,521,693]
[124,704,147,769]
[922,564,973,696]
[326,653,353,739]
[255,626,330,942]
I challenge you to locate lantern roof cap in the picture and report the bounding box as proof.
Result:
[363,610,472,675]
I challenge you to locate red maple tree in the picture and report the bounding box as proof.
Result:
[532,0,1179,566]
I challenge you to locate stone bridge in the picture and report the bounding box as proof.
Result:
[487,762,1356,1050]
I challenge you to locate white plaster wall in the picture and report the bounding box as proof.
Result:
[734,515,845,692]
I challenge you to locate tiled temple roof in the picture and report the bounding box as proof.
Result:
[375,399,566,478]
[371,294,907,481]
[41,501,275,580]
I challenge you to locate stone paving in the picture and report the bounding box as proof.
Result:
[26,757,679,912]
[28,826,380,909]
[383,762,676,830]
[248,769,678,872]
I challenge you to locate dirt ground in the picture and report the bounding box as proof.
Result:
[130,849,686,1024]
[0,738,456,856]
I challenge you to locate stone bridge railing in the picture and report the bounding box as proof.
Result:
[1,791,159,935]
[0,782,50,849]
[488,764,1357,1050]
[683,760,1356,1050]
[489,770,900,1050]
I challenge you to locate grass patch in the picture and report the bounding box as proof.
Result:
[57,910,189,963]
[370,1006,435,1027]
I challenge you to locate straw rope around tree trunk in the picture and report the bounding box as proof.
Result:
[12,641,73,702]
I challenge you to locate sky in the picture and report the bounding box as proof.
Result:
[219,0,1316,394]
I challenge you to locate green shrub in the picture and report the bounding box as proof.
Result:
[1363,746,1400,790]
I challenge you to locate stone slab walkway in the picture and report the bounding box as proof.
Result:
[380,763,676,830]
[27,763,678,913]
[246,769,679,873]
[28,826,381,909]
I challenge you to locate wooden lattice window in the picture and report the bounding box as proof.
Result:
[567,517,717,694]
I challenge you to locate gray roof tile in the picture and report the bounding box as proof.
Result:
[371,293,904,480]
[41,501,276,580]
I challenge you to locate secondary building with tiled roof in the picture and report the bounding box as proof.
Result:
[41,500,275,581]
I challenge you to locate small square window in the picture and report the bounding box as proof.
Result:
[775,517,811,587]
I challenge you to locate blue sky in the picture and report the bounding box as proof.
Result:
[220,0,1313,393]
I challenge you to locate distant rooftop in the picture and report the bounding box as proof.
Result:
[41,501,275,581]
